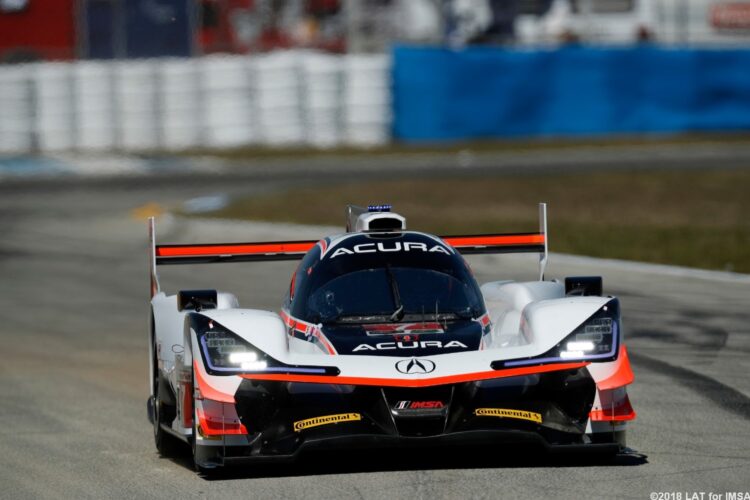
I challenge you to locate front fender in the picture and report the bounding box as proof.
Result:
[522,296,614,353]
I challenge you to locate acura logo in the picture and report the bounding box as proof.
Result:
[395,357,436,374]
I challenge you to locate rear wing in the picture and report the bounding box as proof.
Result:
[444,203,548,280]
[148,203,548,297]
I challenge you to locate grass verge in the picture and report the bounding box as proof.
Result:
[199,168,750,273]
[170,133,750,161]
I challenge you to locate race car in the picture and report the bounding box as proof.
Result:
[147,204,635,472]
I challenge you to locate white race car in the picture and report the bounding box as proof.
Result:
[147,204,635,471]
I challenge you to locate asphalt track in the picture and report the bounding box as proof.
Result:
[0,159,749,499]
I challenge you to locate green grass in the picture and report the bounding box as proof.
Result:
[169,132,750,161]
[201,168,750,273]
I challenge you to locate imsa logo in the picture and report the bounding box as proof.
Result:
[293,413,362,432]
[395,401,445,410]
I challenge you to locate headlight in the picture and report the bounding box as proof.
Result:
[496,299,620,369]
[189,313,340,377]
[201,327,269,372]
[560,317,615,359]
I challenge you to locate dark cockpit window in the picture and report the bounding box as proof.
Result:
[289,233,485,323]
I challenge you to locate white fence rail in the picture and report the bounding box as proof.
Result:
[0,51,391,154]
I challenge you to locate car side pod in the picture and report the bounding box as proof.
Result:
[195,398,247,437]
[590,392,636,422]
[589,346,636,423]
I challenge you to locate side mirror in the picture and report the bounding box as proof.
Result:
[177,289,218,312]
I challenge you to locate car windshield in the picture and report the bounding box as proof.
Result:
[306,267,482,324]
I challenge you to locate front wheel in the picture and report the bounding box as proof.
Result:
[152,346,180,456]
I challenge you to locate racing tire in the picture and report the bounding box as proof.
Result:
[152,341,181,456]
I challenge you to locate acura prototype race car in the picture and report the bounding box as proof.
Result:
[147,204,635,471]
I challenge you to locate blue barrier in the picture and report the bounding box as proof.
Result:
[392,45,750,141]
